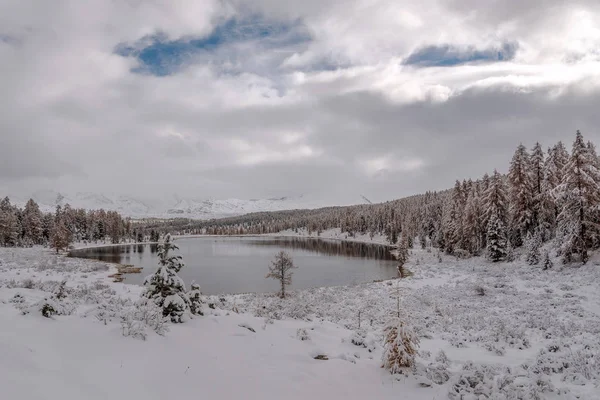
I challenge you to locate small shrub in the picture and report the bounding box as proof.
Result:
[40,301,58,318]
[21,278,35,289]
[425,363,451,385]
[120,313,147,341]
[296,328,310,341]
[135,300,170,336]
[454,249,471,260]
[474,283,486,296]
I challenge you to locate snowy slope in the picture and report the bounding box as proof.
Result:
[7,190,328,219]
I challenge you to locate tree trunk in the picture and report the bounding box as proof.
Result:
[280,264,285,298]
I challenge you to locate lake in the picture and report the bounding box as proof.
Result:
[69,236,399,295]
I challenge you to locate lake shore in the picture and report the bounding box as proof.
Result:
[67,235,399,294]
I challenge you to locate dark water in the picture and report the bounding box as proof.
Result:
[69,236,399,295]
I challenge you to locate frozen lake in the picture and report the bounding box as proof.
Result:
[69,236,399,295]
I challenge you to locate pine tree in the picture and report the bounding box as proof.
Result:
[442,181,466,254]
[525,230,542,265]
[462,183,484,255]
[141,234,190,323]
[188,282,203,316]
[482,170,508,248]
[555,131,600,264]
[486,212,507,262]
[0,197,18,246]
[51,219,71,253]
[381,317,420,373]
[508,144,534,247]
[397,233,410,276]
[23,199,43,244]
[266,251,297,298]
[540,146,560,239]
[530,142,545,231]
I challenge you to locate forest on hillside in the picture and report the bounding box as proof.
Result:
[144,130,600,264]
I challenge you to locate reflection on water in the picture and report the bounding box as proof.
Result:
[246,237,395,260]
[69,236,398,295]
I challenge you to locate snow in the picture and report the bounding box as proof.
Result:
[1,244,600,399]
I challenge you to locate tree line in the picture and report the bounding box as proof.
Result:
[142,130,600,264]
[0,198,153,250]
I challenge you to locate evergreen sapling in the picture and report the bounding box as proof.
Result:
[141,233,190,323]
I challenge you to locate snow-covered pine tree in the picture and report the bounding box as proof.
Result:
[462,182,484,255]
[266,251,297,298]
[530,142,545,232]
[486,211,507,262]
[525,230,542,265]
[381,317,420,373]
[188,282,203,316]
[586,141,600,249]
[50,219,71,253]
[442,181,466,254]
[508,144,534,247]
[481,170,509,249]
[540,146,560,239]
[141,233,190,323]
[397,233,410,276]
[0,197,19,247]
[555,131,600,264]
[23,199,44,245]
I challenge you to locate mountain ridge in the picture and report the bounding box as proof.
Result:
[5,191,329,220]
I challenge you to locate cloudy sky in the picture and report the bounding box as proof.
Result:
[1,0,600,206]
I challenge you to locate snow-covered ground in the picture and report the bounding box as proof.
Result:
[1,244,599,399]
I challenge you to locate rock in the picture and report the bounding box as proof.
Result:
[314,354,329,360]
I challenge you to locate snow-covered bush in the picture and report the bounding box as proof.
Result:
[120,313,147,341]
[381,317,420,373]
[349,331,366,347]
[424,362,451,385]
[141,234,190,323]
[435,350,449,366]
[32,280,75,318]
[188,282,203,316]
[448,362,555,400]
[454,249,471,260]
[134,300,170,336]
[296,328,310,341]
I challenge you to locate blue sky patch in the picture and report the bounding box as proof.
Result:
[403,42,519,67]
[115,16,311,76]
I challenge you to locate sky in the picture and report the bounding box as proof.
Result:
[1,0,600,206]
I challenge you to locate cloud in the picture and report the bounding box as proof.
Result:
[404,42,519,67]
[0,0,599,205]
[115,16,311,76]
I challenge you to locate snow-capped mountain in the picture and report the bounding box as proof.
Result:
[165,196,319,217]
[9,191,327,219]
